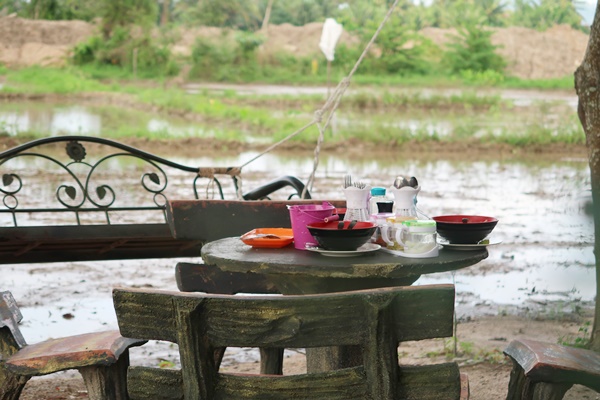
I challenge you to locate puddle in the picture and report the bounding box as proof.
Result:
[0,102,211,138]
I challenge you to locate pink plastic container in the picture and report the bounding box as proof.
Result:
[287,202,337,250]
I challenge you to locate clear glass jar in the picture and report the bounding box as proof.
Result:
[397,220,437,254]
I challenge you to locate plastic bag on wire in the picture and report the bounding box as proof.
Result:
[319,18,343,61]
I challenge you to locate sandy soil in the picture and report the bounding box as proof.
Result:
[0,16,590,79]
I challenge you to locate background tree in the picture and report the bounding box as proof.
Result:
[513,0,586,31]
[2,0,98,20]
[425,0,505,28]
[99,0,157,39]
[443,22,506,75]
[574,2,600,351]
[186,0,261,30]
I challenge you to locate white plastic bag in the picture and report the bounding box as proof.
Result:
[319,18,343,62]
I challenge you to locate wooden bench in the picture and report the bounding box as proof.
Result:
[504,339,600,400]
[0,290,146,399]
[175,262,280,294]
[0,135,311,264]
[113,285,469,400]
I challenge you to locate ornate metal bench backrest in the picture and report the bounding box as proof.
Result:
[0,136,234,226]
[0,136,308,227]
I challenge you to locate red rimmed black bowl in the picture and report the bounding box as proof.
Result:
[432,215,498,244]
[307,220,376,251]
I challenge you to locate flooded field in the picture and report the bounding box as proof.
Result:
[0,86,595,370]
[0,84,582,143]
[2,148,594,322]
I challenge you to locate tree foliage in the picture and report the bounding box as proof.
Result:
[0,0,587,82]
[98,0,157,39]
[443,23,506,74]
[512,0,585,31]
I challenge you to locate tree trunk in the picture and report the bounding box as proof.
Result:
[161,0,170,26]
[574,2,600,352]
[261,0,274,31]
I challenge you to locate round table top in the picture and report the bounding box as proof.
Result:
[201,237,488,282]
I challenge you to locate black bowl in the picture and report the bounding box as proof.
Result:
[307,220,376,251]
[433,215,498,244]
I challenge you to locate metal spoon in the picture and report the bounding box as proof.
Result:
[393,176,409,189]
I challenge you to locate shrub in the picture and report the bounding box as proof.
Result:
[71,27,177,78]
[443,23,506,75]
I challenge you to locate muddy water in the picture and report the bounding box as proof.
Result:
[0,89,594,368]
[1,148,593,370]
[231,151,596,316]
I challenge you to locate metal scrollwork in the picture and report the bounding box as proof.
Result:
[1,173,22,197]
[56,182,86,209]
[141,169,168,193]
[0,136,306,227]
[2,194,18,210]
[65,141,87,162]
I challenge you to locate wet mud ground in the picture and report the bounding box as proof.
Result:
[0,133,596,399]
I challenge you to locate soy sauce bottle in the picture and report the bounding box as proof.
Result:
[369,187,393,215]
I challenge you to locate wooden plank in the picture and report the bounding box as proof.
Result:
[0,224,202,263]
[504,339,600,392]
[396,363,462,400]
[166,199,345,241]
[0,291,26,348]
[5,331,145,376]
[114,290,179,343]
[214,367,368,399]
[114,286,462,400]
[113,285,454,348]
[175,263,279,294]
[127,367,183,400]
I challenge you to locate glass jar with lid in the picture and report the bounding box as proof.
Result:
[397,220,437,255]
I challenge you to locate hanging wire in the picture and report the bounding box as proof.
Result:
[212,0,401,200]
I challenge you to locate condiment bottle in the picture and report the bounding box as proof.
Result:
[369,187,393,215]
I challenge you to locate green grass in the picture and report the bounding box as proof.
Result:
[559,321,592,349]
[0,65,584,148]
[1,66,109,93]
[501,75,575,90]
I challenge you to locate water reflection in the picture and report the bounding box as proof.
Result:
[0,102,209,138]
[0,95,579,141]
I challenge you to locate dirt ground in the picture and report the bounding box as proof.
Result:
[18,316,598,399]
[0,15,590,80]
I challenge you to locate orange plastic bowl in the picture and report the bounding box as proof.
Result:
[433,215,498,244]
